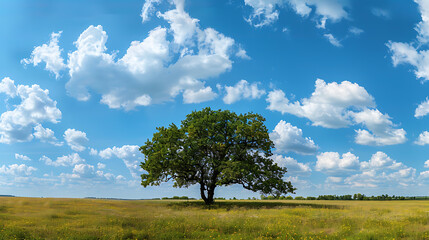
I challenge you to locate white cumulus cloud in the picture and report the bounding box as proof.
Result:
[316,151,418,189]
[15,154,31,161]
[236,47,251,59]
[141,0,162,23]
[345,169,416,188]
[267,79,406,146]
[97,163,106,169]
[33,124,62,146]
[271,154,311,174]
[60,163,120,183]
[267,79,375,128]
[244,0,282,27]
[270,120,317,155]
[415,0,429,44]
[183,87,217,104]
[0,77,17,97]
[415,131,429,145]
[99,145,143,179]
[0,164,36,176]
[21,31,66,79]
[60,1,242,111]
[64,129,89,152]
[89,148,98,156]
[352,109,407,146]
[387,0,429,81]
[223,80,265,104]
[24,0,246,110]
[72,164,95,178]
[387,41,429,81]
[0,78,61,144]
[415,98,429,117]
[157,0,199,46]
[244,0,349,28]
[41,153,85,167]
[360,151,403,170]
[315,152,360,173]
[338,152,414,188]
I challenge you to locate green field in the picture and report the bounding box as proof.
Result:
[1,197,429,239]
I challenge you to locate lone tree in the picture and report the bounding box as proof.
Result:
[140,107,295,204]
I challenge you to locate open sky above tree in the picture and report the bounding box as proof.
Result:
[0,0,429,198]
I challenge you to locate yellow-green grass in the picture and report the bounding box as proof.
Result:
[1,197,429,239]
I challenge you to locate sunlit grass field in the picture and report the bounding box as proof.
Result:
[1,197,429,239]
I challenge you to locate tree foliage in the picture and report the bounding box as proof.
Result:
[140,107,295,204]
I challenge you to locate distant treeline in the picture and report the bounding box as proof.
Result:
[155,194,429,201]
[261,194,429,201]
[155,196,197,200]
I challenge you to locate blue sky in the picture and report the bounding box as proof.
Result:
[1,0,429,199]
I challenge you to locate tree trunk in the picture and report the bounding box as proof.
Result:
[200,183,208,204]
[200,183,216,205]
[206,186,215,205]
[203,195,214,205]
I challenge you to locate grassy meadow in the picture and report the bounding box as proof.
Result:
[1,197,429,239]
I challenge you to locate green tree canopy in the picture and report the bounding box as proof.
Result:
[140,107,295,204]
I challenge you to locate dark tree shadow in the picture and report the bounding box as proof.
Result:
[167,201,344,210]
